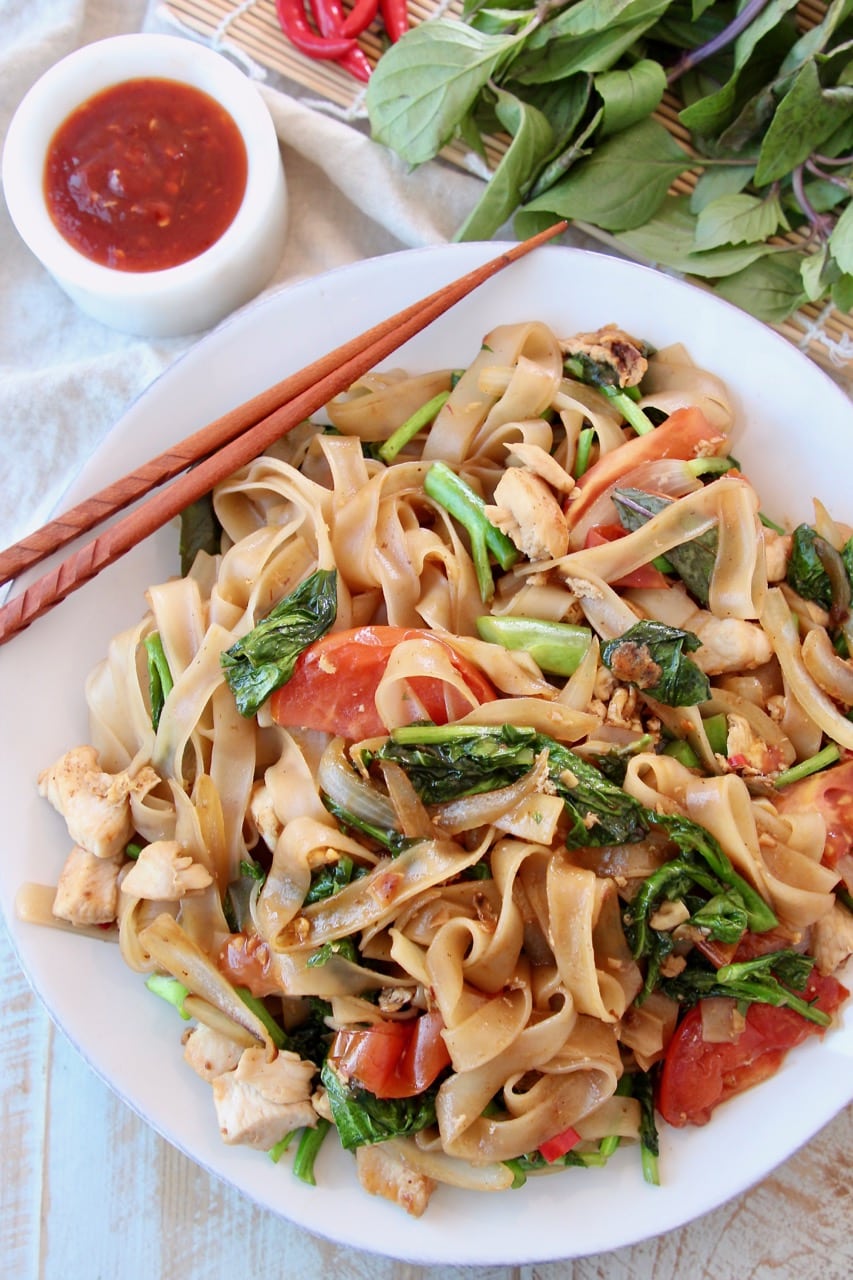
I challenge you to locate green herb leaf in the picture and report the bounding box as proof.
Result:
[614,197,777,279]
[602,619,711,706]
[321,1060,437,1150]
[755,58,853,185]
[455,86,553,241]
[518,119,691,233]
[366,21,520,166]
[595,58,667,135]
[830,198,853,275]
[220,568,338,717]
[786,524,833,607]
[694,191,789,250]
[712,251,809,323]
[613,486,718,605]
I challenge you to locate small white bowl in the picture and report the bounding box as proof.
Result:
[2,34,288,338]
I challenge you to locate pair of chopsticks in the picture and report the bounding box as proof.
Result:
[0,222,566,647]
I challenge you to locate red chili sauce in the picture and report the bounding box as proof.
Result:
[44,78,248,272]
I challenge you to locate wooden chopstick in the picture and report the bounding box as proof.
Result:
[0,223,566,646]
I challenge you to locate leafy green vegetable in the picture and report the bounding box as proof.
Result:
[632,1069,660,1186]
[786,524,834,607]
[220,568,338,717]
[364,0,853,321]
[375,723,649,847]
[305,854,369,903]
[179,492,222,577]
[662,951,831,1026]
[321,796,411,856]
[320,1060,437,1149]
[613,487,718,605]
[601,619,711,706]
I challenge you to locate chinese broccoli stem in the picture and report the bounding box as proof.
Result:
[424,461,519,601]
[378,390,451,463]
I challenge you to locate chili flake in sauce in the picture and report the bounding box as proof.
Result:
[44,78,248,273]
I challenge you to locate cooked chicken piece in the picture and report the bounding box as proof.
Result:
[311,1086,334,1123]
[355,1140,436,1218]
[763,529,792,583]
[560,324,648,388]
[212,1047,317,1149]
[725,713,788,774]
[247,781,282,852]
[120,840,212,901]
[505,442,575,495]
[811,902,853,977]
[38,746,159,859]
[183,1023,244,1082]
[690,615,773,675]
[486,469,569,562]
[52,844,122,926]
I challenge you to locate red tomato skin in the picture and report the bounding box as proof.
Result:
[329,1009,451,1099]
[585,523,670,589]
[218,933,280,997]
[774,759,853,870]
[657,972,848,1128]
[270,625,496,739]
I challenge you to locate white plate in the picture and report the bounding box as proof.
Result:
[1,244,851,1266]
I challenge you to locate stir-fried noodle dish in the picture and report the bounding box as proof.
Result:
[23,319,853,1216]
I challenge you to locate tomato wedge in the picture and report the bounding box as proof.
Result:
[329,1009,451,1098]
[585,523,670,589]
[218,933,280,998]
[566,407,719,531]
[774,759,853,871]
[657,971,848,1127]
[270,625,497,739]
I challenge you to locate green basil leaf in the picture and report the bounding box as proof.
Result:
[455,86,553,241]
[601,619,711,707]
[595,58,666,135]
[512,22,651,84]
[220,568,338,717]
[517,119,690,233]
[614,197,776,278]
[690,164,754,215]
[694,191,789,250]
[754,60,853,185]
[712,251,810,322]
[831,272,853,312]
[801,245,831,303]
[830,199,853,275]
[366,20,520,166]
[679,0,801,136]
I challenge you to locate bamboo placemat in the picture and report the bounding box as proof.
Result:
[162,0,853,393]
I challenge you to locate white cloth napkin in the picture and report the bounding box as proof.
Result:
[0,0,515,553]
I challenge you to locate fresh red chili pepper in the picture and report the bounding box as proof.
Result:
[308,0,373,80]
[379,0,409,41]
[538,1125,581,1163]
[339,0,381,36]
[275,0,357,59]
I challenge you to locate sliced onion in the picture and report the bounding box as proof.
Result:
[801,628,853,706]
[379,759,437,839]
[317,736,397,830]
[431,752,548,835]
[700,996,745,1044]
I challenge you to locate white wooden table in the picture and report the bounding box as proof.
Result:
[3,909,851,1278]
